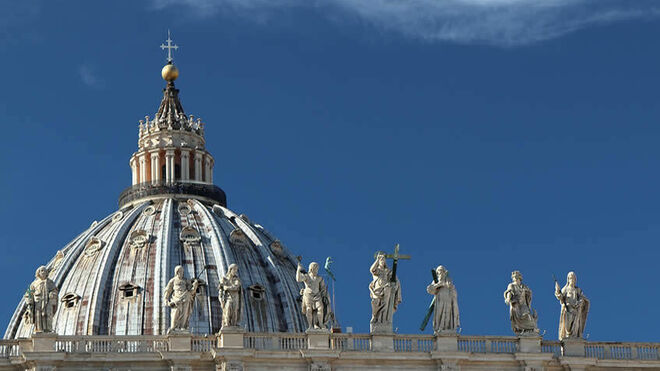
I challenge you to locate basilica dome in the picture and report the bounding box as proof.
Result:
[4,63,307,338]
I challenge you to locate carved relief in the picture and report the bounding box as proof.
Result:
[310,362,331,371]
[129,230,150,249]
[178,202,192,216]
[269,240,287,259]
[212,204,224,217]
[180,227,201,245]
[84,237,105,256]
[229,229,250,249]
[112,211,124,223]
[143,205,156,216]
[61,293,81,309]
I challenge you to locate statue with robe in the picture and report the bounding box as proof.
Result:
[369,252,401,331]
[555,271,589,341]
[24,266,59,333]
[296,261,332,330]
[503,270,539,335]
[163,265,199,334]
[219,263,242,329]
[426,265,460,334]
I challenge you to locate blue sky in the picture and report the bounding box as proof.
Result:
[1,0,660,341]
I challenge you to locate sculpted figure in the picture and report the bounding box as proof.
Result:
[555,271,589,341]
[163,265,199,334]
[24,266,59,333]
[426,265,460,334]
[219,264,242,329]
[369,253,402,330]
[503,270,538,335]
[296,261,332,330]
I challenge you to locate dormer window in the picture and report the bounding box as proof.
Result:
[229,229,251,249]
[129,230,150,249]
[61,293,81,308]
[119,283,140,299]
[84,237,105,257]
[248,284,265,301]
[178,202,192,216]
[180,227,201,244]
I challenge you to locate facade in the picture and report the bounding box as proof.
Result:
[1,50,659,370]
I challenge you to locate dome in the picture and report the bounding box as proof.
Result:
[4,57,308,338]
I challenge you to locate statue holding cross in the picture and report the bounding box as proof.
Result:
[369,244,409,333]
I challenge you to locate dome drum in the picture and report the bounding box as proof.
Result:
[118,180,227,208]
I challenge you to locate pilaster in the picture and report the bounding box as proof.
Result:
[180,148,190,181]
[166,149,175,183]
[151,150,161,184]
[194,152,203,182]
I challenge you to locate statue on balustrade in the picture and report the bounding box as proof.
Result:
[24,266,59,333]
[426,265,460,334]
[219,263,243,329]
[555,271,589,341]
[369,252,402,333]
[296,261,332,331]
[164,265,199,334]
[503,270,539,335]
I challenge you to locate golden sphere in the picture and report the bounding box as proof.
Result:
[161,64,179,81]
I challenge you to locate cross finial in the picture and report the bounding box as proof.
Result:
[160,30,179,63]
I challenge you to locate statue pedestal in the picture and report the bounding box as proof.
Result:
[518,335,542,353]
[168,332,192,352]
[218,327,245,348]
[306,329,330,350]
[561,338,585,357]
[371,333,394,352]
[435,333,458,352]
[32,332,57,352]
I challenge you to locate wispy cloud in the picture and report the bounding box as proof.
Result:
[149,0,660,46]
[78,64,103,89]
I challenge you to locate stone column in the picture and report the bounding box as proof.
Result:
[194,152,203,182]
[151,151,160,185]
[138,153,147,184]
[130,158,138,185]
[166,149,175,184]
[204,155,212,184]
[180,149,190,181]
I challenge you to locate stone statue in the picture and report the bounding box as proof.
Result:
[219,263,242,329]
[503,270,539,335]
[296,261,332,330]
[426,265,460,334]
[24,266,59,333]
[369,252,402,332]
[555,271,589,341]
[163,265,199,334]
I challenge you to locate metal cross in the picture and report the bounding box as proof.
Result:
[160,30,179,63]
[376,243,410,283]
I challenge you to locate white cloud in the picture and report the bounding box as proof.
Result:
[149,0,660,46]
[78,64,103,88]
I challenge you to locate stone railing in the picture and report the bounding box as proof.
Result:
[0,340,20,358]
[3,333,659,360]
[585,342,660,360]
[54,335,169,353]
[457,335,519,353]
